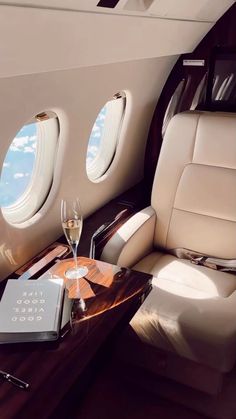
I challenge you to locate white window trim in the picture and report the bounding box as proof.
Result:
[87,96,126,181]
[2,117,58,224]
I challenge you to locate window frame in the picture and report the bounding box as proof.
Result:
[86,93,126,182]
[1,113,59,224]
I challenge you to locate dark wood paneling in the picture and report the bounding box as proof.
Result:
[0,257,152,419]
[75,180,149,259]
[144,3,236,191]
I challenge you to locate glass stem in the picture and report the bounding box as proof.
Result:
[71,243,78,272]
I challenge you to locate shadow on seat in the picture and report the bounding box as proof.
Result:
[100,111,236,419]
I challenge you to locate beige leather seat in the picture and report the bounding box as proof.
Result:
[100,111,236,419]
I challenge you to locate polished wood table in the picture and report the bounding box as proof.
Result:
[0,257,152,419]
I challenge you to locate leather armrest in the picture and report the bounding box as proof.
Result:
[100,206,156,267]
[89,208,134,259]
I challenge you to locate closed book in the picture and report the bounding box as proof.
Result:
[0,278,64,344]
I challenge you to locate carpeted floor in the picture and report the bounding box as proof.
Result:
[70,356,206,419]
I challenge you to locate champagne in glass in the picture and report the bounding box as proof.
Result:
[61,198,88,280]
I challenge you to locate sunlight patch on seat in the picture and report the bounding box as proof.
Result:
[152,260,218,299]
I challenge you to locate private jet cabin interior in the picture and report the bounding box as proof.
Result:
[2,1,236,419]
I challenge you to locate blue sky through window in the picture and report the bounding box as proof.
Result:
[86,105,106,167]
[0,123,37,207]
[0,106,106,208]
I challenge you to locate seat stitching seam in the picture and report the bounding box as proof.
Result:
[191,113,200,163]
[172,207,236,224]
[188,162,236,171]
[165,174,182,248]
[165,114,200,248]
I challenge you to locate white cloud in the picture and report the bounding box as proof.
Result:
[29,135,37,142]
[98,113,106,121]
[14,173,25,179]
[88,145,99,157]
[93,132,102,139]
[92,123,100,133]
[12,136,29,148]
[3,162,10,168]
[10,145,20,152]
[24,146,34,153]
[10,135,37,152]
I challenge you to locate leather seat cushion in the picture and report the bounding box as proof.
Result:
[131,252,236,372]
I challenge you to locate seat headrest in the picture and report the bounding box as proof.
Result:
[167,111,236,170]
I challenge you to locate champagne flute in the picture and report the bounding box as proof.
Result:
[61,198,88,280]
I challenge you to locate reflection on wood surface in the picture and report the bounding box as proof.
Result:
[0,257,152,419]
[40,256,119,299]
[40,257,152,321]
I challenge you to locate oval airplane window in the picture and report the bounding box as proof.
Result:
[0,112,59,224]
[86,92,126,181]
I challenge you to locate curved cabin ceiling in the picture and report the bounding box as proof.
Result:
[0,0,234,77]
[2,0,235,21]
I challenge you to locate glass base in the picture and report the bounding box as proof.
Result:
[65,266,89,279]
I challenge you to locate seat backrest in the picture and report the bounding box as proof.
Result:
[151,111,236,259]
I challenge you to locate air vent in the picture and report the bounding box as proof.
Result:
[97,0,120,8]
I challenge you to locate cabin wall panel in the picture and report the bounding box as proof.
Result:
[0,5,211,78]
[0,56,176,279]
